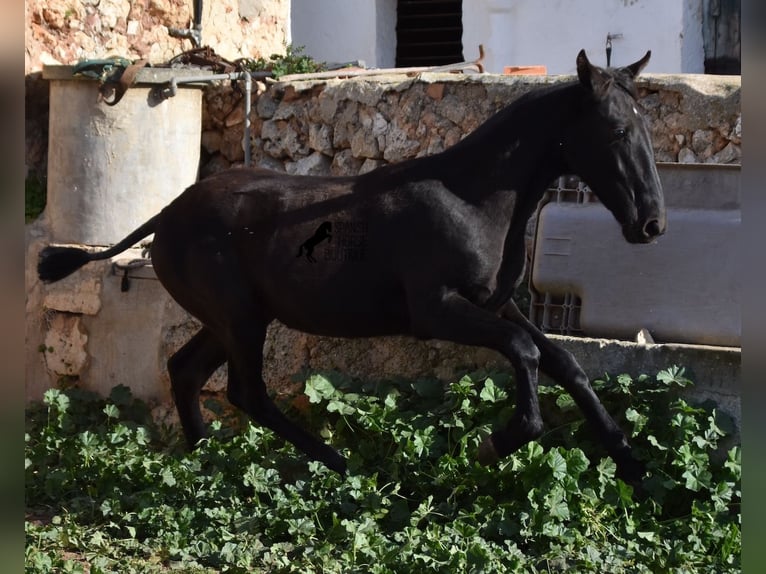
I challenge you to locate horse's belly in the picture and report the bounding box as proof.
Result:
[262,273,410,338]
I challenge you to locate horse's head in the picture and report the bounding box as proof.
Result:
[561,49,666,244]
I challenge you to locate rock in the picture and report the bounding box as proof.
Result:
[729,115,741,144]
[262,119,307,159]
[331,149,363,176]
[201,130,222,154]
[286,151,331,176]
[199,153,231,179]
[43,313,89,376]
[43,266,103,315]
[308,123,334,156]
[350,129,380,159]
[709,142,741,164]
[359,158,386,175]
[331,102,359,149]
[678,147,698,164]
[691,129,714,155]
[224,104,246,127]
[220,124,245,162]
[383,123,420,163]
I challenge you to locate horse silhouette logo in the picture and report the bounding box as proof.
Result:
[297,221,332,262]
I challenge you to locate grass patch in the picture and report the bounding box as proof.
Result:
[26,368,740,573]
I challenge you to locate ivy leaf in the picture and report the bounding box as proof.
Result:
[547,449,568,480]
[103,404,120,420]
[327,400,356,416]
[544,486,570,520]
[479,379,506,403]
[555,393,576,410]
[161,467,177,487]
[657,365,693,388]
[305,375,336,404]
[565,449,590,478]
[625,407,648,436]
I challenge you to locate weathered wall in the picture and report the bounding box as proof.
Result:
[25,72,741,433]
[199,72,741,176]
[25,0,290,73]
[25,0,290,181]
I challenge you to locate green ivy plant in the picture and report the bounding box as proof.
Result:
[243,44,326,79]
[25,367,740,573]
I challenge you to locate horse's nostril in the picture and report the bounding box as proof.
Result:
[643,219,662,238]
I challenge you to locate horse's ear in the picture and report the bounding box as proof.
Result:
[576,49,593,89]
[577,49,610,94]
[622,50,651,78]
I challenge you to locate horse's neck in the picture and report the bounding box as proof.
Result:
[443,83,577,205]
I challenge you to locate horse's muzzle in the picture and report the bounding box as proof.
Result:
[623,216,666,244]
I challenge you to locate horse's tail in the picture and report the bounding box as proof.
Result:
[296,244,304,258]
[38,214,160,283]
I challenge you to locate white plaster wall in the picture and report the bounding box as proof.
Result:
[463,0,705,74]
[290,0,704,74]
[291,0,396,68]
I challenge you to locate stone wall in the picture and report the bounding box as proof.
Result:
[25,0,290,181]
[25,0,290,73]
[198,72,741,177]
[25,72,742,431]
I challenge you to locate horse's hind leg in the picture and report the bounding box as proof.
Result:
[222,316,347,474]
[167,327,226,448]
[500,301,644,484]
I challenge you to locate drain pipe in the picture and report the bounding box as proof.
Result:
[160,70,270,167]
[242,71,253,166]
[169,0,204,48]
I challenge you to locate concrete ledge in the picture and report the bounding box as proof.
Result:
[547,335,740,432]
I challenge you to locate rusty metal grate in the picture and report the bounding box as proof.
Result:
[527,175,594,336]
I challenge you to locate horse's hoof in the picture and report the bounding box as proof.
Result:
[615,455,646,486]
[325,451,348,476]
[478,435,500,466]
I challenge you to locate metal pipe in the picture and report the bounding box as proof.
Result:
[159,70,262,167]
[243,72,252,167]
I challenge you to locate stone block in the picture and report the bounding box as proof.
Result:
[43,312,89,376]
[286,151,331,176]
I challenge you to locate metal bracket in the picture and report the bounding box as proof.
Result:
[112,259,152,293]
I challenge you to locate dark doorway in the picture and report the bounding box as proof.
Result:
[703,0,740,74]
[395,0,463,68]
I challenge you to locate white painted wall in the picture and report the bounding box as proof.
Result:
[463,0,705,74]
[291,0,705,74]
[290,0,396,68]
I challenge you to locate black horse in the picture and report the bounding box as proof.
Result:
[39,50,665,484]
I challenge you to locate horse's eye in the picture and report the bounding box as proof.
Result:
[613,128,627,140]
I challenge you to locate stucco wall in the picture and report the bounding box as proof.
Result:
[463,0,705,74]
[288,0,707,73]
[290,0,397,68]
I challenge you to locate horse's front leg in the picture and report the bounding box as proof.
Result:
[409,289,545,463]
[500,300,645,485]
